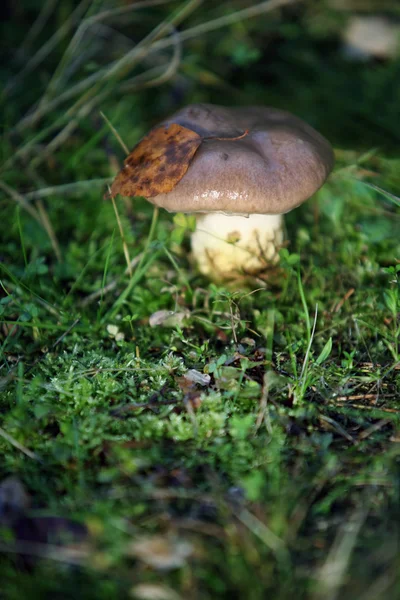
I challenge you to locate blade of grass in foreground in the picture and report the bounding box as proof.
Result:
[360,182,400,208]
[105,206,160,321]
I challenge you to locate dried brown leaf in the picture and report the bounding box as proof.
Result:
[127,534,193,570]
[149,309,189,328]
[107,124,202,199]
[106,125,249,200]
[182,369,211,387]
[131,583,183,600]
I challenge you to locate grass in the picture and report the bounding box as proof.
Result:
[1,1,400,598]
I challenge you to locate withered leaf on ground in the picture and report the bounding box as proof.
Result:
[149,309,190,328]
[106,124,202,199]
[127,534,194,570]
[182,369,211,387]
[132,583,183,600]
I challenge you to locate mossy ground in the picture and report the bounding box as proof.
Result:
[0,1,400,598]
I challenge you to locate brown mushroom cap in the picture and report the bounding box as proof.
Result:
[147,104,334,215]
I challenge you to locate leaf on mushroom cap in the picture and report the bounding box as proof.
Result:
[106,124,202,199]
[146,104,335,215]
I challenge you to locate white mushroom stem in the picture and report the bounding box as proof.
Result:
[190,213,284,280]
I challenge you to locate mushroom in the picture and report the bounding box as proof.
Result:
[126,104,334,281]
[343,16,400,61]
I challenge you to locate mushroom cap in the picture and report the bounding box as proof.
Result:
[147,104,334,215]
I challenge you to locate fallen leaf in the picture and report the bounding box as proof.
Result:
[106,125,249,200]
[127,534,193,570]
[240,337,256,347]
[175,370,208,411]
[131,584,183,600]
[183,369,211,387]
[107,124,202,199]
[149,310,189,328]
